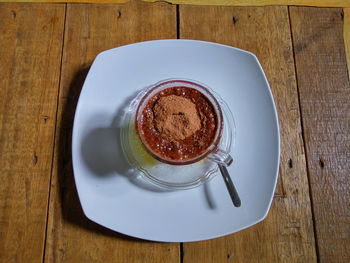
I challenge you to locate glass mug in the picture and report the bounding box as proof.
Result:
[135,79,233,166]
[121,79,235,189]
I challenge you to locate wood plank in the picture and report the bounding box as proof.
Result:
[344,8,350,81]
[290,7,350,263]
[44,2,179,262]
[147,0,350,7]
[0,3,65,263]
[180,5,317,262]
[1,0,350,8]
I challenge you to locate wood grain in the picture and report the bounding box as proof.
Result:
[1,0,350,8]
[180,5,317,262]
[344,8,350,81]
[44,2,179,262]
[147,0,350,7]
[290,7,350,263]
[0,3,65,263]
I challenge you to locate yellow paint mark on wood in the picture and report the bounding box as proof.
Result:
[344,8,350,81]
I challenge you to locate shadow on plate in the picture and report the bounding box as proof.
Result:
[81,127,128,177]
[203,182,217,209]
[56,67,146,242]
[80,88,170,192]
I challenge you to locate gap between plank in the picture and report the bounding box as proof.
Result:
[176,6,183,262]
[41,3,68,263]
[180,242,184,263]
[176,4,180,39]
[344,8,350,82]
[287,6,320,263]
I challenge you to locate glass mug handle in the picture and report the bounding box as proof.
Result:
[207,148,233,167]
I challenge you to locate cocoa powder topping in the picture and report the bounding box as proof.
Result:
[153,95,201,140]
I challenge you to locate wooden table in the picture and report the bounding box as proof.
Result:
[0,1,349,263]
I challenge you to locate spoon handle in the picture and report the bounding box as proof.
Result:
[218,164,241,207]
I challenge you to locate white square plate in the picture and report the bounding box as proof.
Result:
[72,39,280,242]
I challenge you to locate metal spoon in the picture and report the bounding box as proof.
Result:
[218,164,241,207]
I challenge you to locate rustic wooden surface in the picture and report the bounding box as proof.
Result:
[1,0,350,8]
[0,4,65,263]
[44,2,179,263]
[0,1,349,263]
[180,5,317,263]
[290,7,350,263]
[146,0,350,7]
